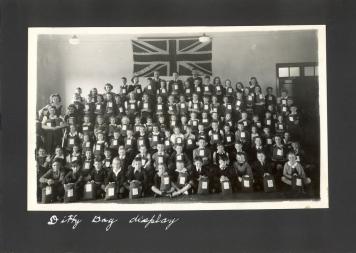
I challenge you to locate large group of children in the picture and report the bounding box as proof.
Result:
[36,69,313,203]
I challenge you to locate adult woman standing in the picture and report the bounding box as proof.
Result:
[38,93,63,118]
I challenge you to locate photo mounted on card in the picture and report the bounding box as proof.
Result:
[27,26,328,211]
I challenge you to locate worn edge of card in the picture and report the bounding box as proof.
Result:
[27,25,328,211]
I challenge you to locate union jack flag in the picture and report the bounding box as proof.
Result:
[132,37,212,77]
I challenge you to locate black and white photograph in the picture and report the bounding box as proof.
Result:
[27,26,328,211]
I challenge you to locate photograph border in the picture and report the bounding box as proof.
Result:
[27,25,328,211]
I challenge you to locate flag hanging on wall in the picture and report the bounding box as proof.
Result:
[132,37,212,77]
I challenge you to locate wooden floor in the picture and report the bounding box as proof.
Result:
[45,188,319,205]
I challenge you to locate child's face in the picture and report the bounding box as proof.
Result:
[275,136,281,144]
[114,132,119,139]
[153,126,159,133]
[257,153,265,163]
[104,150,111,158]
[97,117,103,124]
[127,130,133,137]
[202,113,208,119]
[198,139,205,148]
[97,96,103,102]
[238,124,244,131]
[175,145,183,154]
[49,107,55,115]
[191,113,197,119]
[176,162,184,171]
[180,96,185,102]
[52,162,60,171]
[242,113,247,119]
[238,155,246,163]
[198,125,204,132]
[70,125,76,132]
[263,128,270,134]
[212,122,218,129]
[288,154,296,163]
[112,159,121,170]
[192,94,198,101]
[97,133,104,141]
[224,126,230,133]
[94,161,102,170]
[73,146,79,153]
[292,142,299,150]
[255,138,262,146]
[118,147,125,156]
[251,127,257,133]
[157,144,164,153]
[223,97,228,103]
[55,148,63,156]
[110,118,116,124]
[85,151,92,159]
[195,161,202,168]
[157,96,163,103]
[168,96,174,103]
[84,116,90,123]
[226,114,231,120]
[217,145,224,152]
[157,165,165,176]
[284,133,290,140]
[159,117,165,123]
[68,107,75,114]
[267,88,273,95]
[38,148,46,157]
[174,127,180,135]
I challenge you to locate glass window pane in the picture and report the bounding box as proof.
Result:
[290,67,300,77]
[315,66,318,76]
[278,67,289,77]
[304,66,314,76]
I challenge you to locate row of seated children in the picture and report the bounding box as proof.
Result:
[37,137,312,203]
